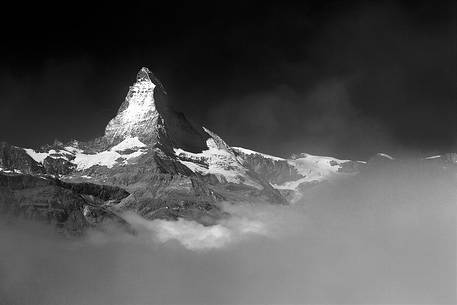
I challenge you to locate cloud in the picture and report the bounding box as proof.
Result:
[0,160,456,304]
[123,202,291,251]
[128,216,233,250]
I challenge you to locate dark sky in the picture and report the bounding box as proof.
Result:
[0,1,455,159]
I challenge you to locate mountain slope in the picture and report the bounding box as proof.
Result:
[104,67,209,153]
[0,68,293,232]
[233,147,363,202]
[7,67,431,233]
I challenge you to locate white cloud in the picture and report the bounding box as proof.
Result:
[122,202,282,251]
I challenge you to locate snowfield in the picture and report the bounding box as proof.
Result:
[233,147,350,191]
[24,137,148,171]
[174,138,263,189]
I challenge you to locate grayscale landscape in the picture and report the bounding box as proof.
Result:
[0,1,455,304]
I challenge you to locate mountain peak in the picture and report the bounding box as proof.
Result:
[136,67,167,94]
[136,67,152,82]
[104,68,161,143]
[104,67,207,152]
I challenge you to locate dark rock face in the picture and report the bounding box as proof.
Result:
[0,173,131,235]
[0,142,45,174]
[154,93,209,153]
[119,174,225,225]
[43,156,76,176]
[0,173,88,234]
[236,152,302,185]
[55,180,130,201]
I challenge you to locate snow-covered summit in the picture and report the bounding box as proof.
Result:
[104,67,162,143]
[136,67,153,82]
[103,67,207,152]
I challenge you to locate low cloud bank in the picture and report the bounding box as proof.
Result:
[124,202,304,251]
[0,161,456,304]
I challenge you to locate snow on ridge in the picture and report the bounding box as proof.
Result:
[227,150,348,192]
[425,155,441,160]
[229,146,354,192]
[174,139,262,189]
[376,153,395,160]
[271,155,343,191]
[287,156,340,179]
[0,167,23,174]
[232,147,285,162]
[72,150,121,170]
[72,140,148,170]
[64,146,83,154]
[111,137,146,151]
[24,149,49,163]
[24,137,148,172]
[233,147,349,165]
[234,147,348,179]
[24,148,76,163]
[291,152,350,163]
[71,149,147,171]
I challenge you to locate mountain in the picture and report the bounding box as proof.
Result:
[5,67,446,234]
[104,67,209,153]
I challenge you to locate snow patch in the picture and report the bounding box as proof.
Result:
[174,139,262,189]
[24,148,76,163]
[233,147,350,190]
[64,146,83,154]
[72,144,147,171]
[290,154,347,176]
[25,137,148,171]
[273,153,349,191]
[72,150,121,170]
[111,137,146,151]
[0,167,23,174]
[24,149,49,163]
[233,147,285,161]
[377,153,395,160]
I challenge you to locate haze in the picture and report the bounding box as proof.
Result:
[1,159,455,304]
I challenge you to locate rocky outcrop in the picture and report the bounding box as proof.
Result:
[0,172,132,234]
[0,173,88,234]
[0,142,45,174]
[235,151,302,185]
[43,156,76,176]
[118,174,225,225]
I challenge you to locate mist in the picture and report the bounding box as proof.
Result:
[1,160,455,305]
